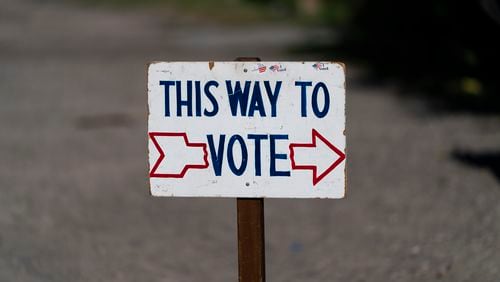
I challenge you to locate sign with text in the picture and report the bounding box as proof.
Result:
[148,62,346,198]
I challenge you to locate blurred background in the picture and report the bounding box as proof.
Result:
[1,0,500,281]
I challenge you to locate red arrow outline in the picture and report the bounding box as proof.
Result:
[149,132,209,178]
[289,129,345,185]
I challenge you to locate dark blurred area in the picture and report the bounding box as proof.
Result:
[1,0,500,281]
[325,0,500,114]
[453,150,500,181]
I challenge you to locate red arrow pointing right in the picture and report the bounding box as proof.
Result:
[289,129,345,185]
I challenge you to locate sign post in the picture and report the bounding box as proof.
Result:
[235,57,265,282]
[147,58,346,281]
[237,197,265,282]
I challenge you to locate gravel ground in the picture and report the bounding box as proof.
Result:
[1,0,500,281]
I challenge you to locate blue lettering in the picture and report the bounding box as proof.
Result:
[270,134,290,177]
[226,80,251,116]
[207,134,225,176]
[195,81,202,116]
[177,80,193,116]
[204,80,219,117]
[248,81,266,117]
[248,134,267,176]
[264,81,281,117]
[159,80,175,116]
[294,81,312,117]
[312,82,330,118]
[227,135,248,176]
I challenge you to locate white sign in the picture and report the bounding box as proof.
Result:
[148,62,346,198]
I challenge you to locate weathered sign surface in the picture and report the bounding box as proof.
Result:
[148,62,346,198]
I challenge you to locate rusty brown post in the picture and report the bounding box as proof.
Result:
[237,198,265,282]
[235,57,265,282]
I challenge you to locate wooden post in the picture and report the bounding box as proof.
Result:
[237,198,265,282]
[235,57,265,282]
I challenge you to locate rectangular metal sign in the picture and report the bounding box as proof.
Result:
[147,62,346,198]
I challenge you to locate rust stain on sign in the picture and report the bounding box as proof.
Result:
[209,61,215,70]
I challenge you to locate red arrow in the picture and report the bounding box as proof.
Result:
[289,129,345,185]
[149,132,209,178]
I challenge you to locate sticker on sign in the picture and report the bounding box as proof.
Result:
[147,62,346,198]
